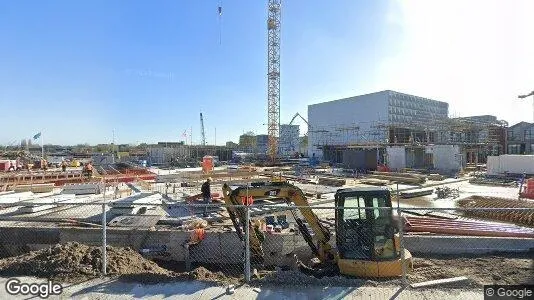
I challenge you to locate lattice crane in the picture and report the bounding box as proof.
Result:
[200,112,207,146]
[267,0,282,163]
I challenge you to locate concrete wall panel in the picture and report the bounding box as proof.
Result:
[387,146,406,170]
[431,145,462,172]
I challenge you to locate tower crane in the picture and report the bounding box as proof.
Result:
[215,1,281,162]
[267,0,282,163]
[200,112,207,146]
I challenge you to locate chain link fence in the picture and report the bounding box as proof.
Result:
[0,187,533,290]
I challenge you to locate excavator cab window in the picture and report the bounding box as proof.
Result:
[335,188,397,261]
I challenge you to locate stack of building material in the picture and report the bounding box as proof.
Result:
[400,189,434,199]
[359,178,389,186]
[317,176,346,187]
[12,183,55,193]
[368,171,426,185]
[457,196,534,227]
[405,216,534,238]
[62,183,102,195]
[427,174,445,181]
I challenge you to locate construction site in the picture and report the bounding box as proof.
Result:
[0,1,533,298]
[0,158,533,290]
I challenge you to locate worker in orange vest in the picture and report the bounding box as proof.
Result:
[84,162,93,179]
[186,227,206,246]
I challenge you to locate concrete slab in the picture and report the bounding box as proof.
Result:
[62,183,102,195]
[16,194,77,213]
[110,193,163,207]
[108,215,162,228]
[0,191,34,204]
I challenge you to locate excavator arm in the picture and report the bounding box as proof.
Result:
[222,181,336,265]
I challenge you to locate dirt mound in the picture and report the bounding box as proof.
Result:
[0,243,237,284]
[189,266,230,282]
[0,242,175,283]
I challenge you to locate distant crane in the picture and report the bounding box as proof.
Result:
[289,112,310,129]
[200,112,207,146]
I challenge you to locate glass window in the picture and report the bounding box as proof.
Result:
[372,197,380,219]
[343,196,367,220]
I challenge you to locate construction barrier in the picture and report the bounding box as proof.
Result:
[0,189,533,295]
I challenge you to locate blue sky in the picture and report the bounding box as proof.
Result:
[1,0,533,145]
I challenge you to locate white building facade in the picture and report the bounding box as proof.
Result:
[308,90,448,158]
[279,124,300,156]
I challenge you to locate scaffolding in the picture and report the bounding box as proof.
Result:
[312,116,508,165]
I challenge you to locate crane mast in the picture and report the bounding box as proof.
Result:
[267,0,281,162]
[200,112,207,146]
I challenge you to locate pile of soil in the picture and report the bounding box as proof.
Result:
[409,254,534,287]
[0,242,239,284]
[189,266,234,283]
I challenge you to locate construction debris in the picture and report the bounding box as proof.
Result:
[435,187,460,199]
[469,175,518,187]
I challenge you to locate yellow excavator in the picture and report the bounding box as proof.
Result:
[222,181,413,278]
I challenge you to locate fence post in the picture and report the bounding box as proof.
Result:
[396,184,407,286]
[102,183,107,276]
[245,187,251,282]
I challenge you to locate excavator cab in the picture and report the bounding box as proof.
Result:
[335,187,412,277]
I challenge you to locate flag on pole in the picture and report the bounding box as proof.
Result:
[33,132,41,140]
[218,6,222,16]
[182,130,188,138]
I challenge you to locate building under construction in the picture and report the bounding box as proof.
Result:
[308,90,507,172]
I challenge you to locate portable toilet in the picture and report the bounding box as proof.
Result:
[520,178,534,199]
[202,156,214,174]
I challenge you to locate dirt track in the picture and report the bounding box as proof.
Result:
[409,253,534,287]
